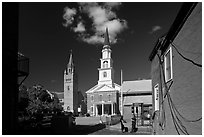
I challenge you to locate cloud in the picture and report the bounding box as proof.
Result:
[63,7,77,27]
[104,2,122,9]
[62,2,128,45]
[73,21,86,32]
[149,25,162,34]
[82,35,104,44]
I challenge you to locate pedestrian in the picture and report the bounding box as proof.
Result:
[120,116,127,133]
[131,114,137,132]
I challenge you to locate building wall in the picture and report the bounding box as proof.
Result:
[119,95,152,121]
[151,3,202,135]
[87,91,118,115]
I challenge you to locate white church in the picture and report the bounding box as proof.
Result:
[86,28,121,116]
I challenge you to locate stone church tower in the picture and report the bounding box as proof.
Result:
[64,51,78,115]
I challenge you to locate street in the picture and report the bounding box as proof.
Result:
[17,116,152,135]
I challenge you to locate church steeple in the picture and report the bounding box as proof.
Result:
[104,27,110,48]
[65,50,74,74]
[68,50,73,68]
[98,28,114,87]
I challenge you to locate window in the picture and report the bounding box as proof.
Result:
[103,72,107,77]
[108,94,111,101]
[67,86,70,91]
[164,47,173,82]
[91,106,93,114]
[99,94,103,101]
[154,84,159,111]
[103,61,108,68]
[91,95,94,102]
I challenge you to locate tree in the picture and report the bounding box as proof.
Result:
[18,85,29,112]
[26,84,63,115]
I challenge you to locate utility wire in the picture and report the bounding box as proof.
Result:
[168,93,202,123]
[156,53,190,135]
[170,41,202,67]
[167,93,189,135]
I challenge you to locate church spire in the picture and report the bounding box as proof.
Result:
[104,27,110,46]
[68,50,73,68]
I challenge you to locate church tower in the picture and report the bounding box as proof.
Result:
[98,28,115,87]
[64,51,78,114]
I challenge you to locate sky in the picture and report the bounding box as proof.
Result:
[19,2,183,95]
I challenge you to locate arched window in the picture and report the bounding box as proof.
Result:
[103,61,108,68]
[103,72,107,77]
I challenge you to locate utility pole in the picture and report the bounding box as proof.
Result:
[121,69,123,116]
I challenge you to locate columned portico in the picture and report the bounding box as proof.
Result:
[95,103,116,116]
[111,103,114,115]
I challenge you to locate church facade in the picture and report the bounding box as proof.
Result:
[64,52,79,115]
[86,28,120,116]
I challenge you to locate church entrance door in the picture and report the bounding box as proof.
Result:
[97,104,102,115]
[104,104,111,115]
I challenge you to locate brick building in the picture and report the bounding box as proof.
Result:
[120,79,152,126]
[149,3,202,135]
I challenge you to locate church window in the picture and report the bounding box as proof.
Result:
[103,72,107,77]
[99,94,103,101]
[91,95,94,102]
[108,94,111,101]
[69,68,72,73]
[67,86,70,91]
[103,61,108,68]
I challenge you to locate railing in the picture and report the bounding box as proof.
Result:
[18,53,29,86]
[18,55,29,77]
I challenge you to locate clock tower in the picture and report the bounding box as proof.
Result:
[98,28,115,87]
[64,51,78,114]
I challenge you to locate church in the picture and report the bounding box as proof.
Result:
[86,28,121,116]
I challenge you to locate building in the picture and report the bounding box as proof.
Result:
[77,91,87,115]
[64,51,79,115]
[54,92,64,108]
[149,3,201,135]
[86,28,121,116]
[121,79,152,126]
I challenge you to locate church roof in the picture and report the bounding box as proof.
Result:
[86,83,120,94]
[103,27,110,47]
[53,92,64,99]
[121,79,152,94]
[68,50,73,67]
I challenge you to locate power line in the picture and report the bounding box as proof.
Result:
[156,53,199,135]
[170,41,202,68]
[168,92,202,123]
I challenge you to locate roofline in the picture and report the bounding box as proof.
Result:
[123,79,152,83]
[149,2,197,61]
